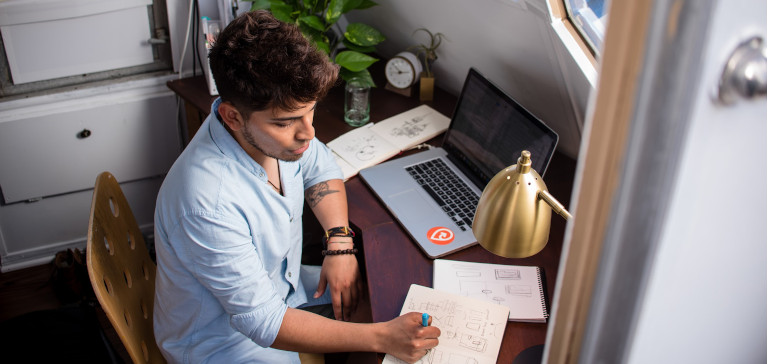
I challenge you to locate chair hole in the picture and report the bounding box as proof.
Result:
[140,299,148,319]
[123,270,132,288]
[108,196,119,217]
[102,276,113,295]
[103,236,114,255]
[141,262,150,280]
[127,231,135,250]
[141,341,149,362]
[124,309,132,328]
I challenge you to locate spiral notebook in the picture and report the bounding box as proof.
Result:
[433,259,549,323]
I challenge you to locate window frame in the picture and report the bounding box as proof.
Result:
[549,0,599,67]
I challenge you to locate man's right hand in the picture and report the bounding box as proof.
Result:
[380,312,441,363]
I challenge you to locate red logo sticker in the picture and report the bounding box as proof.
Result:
[427,227,455,245]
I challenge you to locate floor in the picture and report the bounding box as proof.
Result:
[0,263,62,323]
[0,260,378,363]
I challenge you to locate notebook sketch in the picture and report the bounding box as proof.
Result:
[327,104,450,180]
[382,284,509,364]
[433,259,548,323]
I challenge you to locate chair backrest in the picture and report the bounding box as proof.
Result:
[86,172,166,363]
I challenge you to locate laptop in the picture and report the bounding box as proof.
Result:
[359,68,559,258]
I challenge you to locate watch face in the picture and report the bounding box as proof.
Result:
[385,56,416,89]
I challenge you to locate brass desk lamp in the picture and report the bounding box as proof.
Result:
[472,150,572,258]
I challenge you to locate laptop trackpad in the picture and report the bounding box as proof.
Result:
[387,190,433,223]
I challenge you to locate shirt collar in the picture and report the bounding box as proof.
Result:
[208,98,269,179]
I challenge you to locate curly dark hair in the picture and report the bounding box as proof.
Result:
[208,10,339,115]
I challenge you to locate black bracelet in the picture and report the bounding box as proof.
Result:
[321,248,358,256]
[323,226,355,246]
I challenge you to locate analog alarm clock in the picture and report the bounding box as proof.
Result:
[385,51,423,89]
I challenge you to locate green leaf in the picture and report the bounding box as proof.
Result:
[344,23,385,47]
[340,68,375,87]
[341,0,363,12]
[303,0,319,11]
[325,0,346,25]
[335,50,378,72]
[342,38,376,53]
[249,0,272,10]
[270,3,295,23]
[314,40,331,55]
[355,0,378,10]
[299,26,331,54]
[298,15,325,31]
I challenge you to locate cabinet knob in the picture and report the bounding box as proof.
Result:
[717,36,767,105]
[77,129,92,139]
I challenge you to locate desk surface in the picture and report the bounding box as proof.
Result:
[167,74,576,363]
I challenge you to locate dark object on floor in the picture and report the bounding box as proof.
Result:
[50,248,95,305]
[512,344,545,364]
[0,303,123,363]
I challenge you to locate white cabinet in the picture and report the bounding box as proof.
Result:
[0,0,156,84]
[0,76,181,271]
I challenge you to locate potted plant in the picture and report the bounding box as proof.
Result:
[408,28,445,101]
[249,0,386,87]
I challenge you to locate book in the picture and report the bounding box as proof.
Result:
[327,104,450,180]
[382,284,509,364]
[433,259,549,323]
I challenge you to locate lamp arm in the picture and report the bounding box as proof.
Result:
[538,190,573,221]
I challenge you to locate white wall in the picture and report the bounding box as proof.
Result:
[166,0,593,159]
[344,0,593,159]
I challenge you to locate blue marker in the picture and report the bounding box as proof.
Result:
[422,313,429,327]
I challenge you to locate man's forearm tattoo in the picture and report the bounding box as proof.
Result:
[305,181,339,208]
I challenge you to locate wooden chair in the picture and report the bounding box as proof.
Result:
[86,172,166,363]
[86,172,327,363]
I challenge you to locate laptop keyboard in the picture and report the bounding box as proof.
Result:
[405,158,480,231]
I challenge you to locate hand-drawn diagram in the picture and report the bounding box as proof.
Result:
[383,285,508,364]
[388,112,432,139]
[452,264,533,306]
[340,133,390,162]
[433,260,548,323]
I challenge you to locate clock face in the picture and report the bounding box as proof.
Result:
[385,56,417,89]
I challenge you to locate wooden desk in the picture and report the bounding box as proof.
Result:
[166,74,576,363]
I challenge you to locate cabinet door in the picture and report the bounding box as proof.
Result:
[0,92,181,204]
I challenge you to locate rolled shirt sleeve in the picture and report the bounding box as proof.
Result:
[171,212,288,348]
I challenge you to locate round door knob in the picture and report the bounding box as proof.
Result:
[77,129,92,139]
[718,36,767,105]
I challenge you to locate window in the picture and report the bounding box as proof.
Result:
[0,0,172,98]
[563,0,609,54]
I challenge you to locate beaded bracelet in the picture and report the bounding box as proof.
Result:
[321,248,358,256]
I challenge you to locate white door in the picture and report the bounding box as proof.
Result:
[627,0,766,362]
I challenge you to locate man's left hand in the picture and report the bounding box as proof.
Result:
[315,253,363,321]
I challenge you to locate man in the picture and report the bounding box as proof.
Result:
[153,10,440,363]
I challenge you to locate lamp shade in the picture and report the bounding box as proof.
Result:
[472,151,571,258]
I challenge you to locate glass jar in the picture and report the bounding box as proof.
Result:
[343,77,371,127]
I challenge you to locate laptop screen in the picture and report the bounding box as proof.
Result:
[442,68,559,185]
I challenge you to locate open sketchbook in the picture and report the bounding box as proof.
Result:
[382,284,509,364]
[327,104,450,180]
[433,259,549,323]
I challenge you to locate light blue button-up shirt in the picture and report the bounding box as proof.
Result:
[153,98,342,363]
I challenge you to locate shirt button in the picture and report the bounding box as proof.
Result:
[259,172,264,177]
[289,217,294,222]
[288,272,292,278]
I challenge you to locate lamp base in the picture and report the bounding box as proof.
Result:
[512,344,544,364]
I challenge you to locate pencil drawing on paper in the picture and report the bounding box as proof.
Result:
[341,134,385,161]
[401,295,505,364]
[452,265,533,302]
[388,112,432,139]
